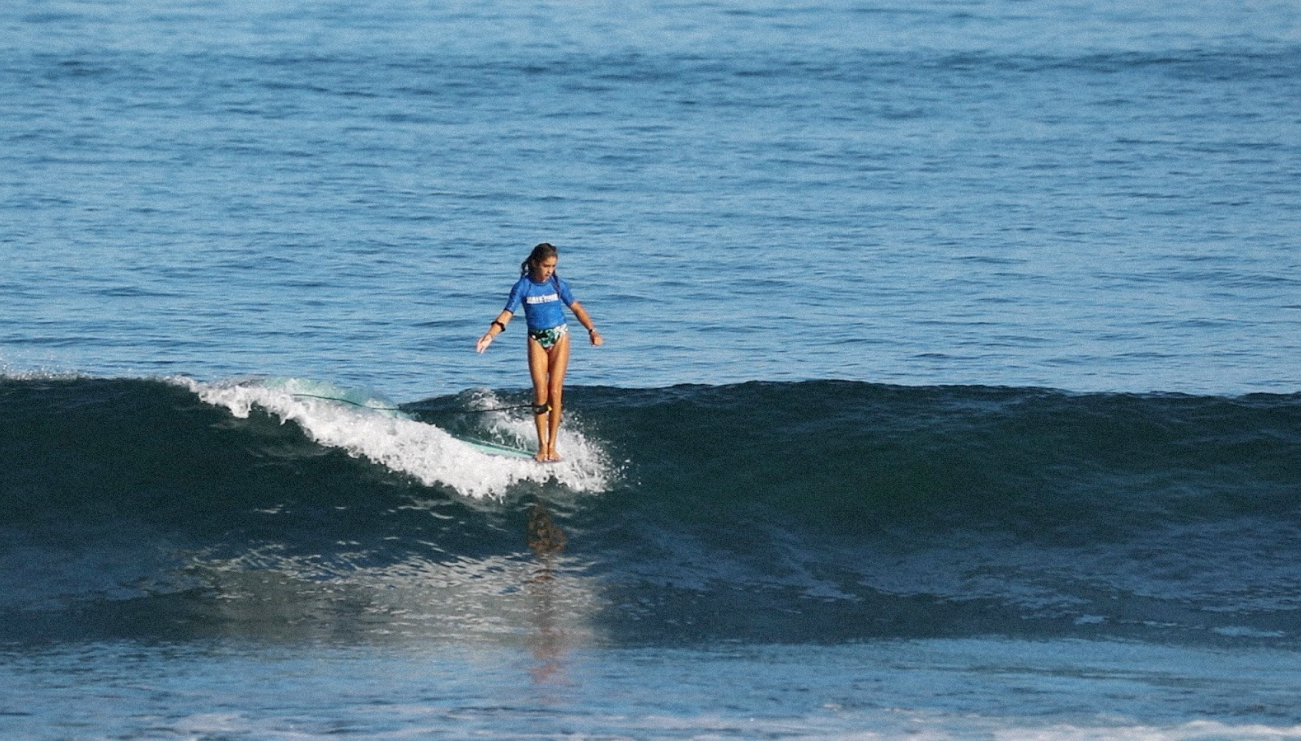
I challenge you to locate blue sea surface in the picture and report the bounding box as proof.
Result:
[4,0,1299,396]
[3,0,1301,737]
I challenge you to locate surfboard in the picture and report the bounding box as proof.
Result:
[451,434,536,459]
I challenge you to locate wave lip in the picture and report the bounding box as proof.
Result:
[180,376,615,500]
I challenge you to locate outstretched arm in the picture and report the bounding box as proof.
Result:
[569,302,603,346]
[476,310,514,353]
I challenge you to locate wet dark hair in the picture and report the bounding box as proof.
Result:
[520,242,558,277]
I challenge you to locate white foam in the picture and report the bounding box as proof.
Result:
[174,377,613,500]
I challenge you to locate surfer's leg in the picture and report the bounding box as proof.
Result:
[544,333,571,461]
[528,338,552,460]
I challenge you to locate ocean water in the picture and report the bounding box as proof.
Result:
[3,0,1301,738]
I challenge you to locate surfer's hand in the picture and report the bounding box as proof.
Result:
[588,329,604,346]
[476,334,493,353]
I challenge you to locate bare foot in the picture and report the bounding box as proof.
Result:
[532,446,561,463]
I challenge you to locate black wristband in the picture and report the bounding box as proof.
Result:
[491,321,506,332]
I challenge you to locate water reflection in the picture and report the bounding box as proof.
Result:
[177,503,595,653]
[525,502,570,684]
[527,502,568,566]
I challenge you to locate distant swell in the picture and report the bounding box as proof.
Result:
[2,375,1299,645]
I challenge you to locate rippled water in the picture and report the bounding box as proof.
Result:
[3,0,1301,737]
[3,0,1299,396]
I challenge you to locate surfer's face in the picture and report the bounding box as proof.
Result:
[533,256,558,281]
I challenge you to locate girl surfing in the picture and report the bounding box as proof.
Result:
[476,243,603,462]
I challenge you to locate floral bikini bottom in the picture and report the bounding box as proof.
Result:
[528,323,568,350]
